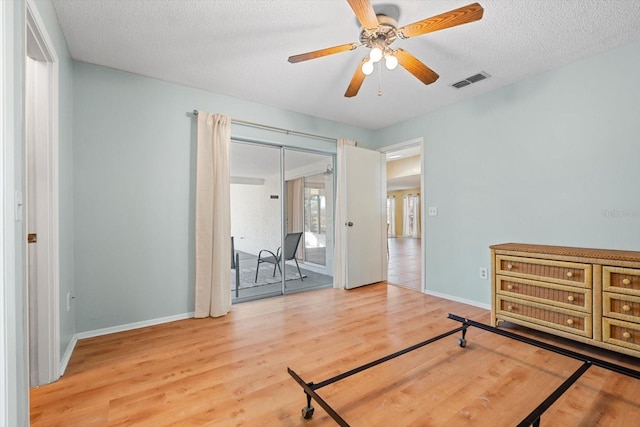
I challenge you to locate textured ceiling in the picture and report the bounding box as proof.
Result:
[51,0,640,130]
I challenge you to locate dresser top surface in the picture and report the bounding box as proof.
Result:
[491,243,640,263]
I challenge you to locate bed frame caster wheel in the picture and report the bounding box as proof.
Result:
[302,405,315,419]
[458,338,467,348]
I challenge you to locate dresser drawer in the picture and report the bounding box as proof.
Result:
[495,255,592,288]
[603,266,640,296]
[603,292,640,323]
[603,318,640,352]
[496,295,592,338]
[496,275,591,313]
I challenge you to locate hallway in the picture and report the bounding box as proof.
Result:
[386,237,422,291]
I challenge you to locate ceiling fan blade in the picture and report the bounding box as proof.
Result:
[288,43,359,63]
[347,0,379,30]
[344,58,368,98]
[395,49,439,85]
[398,2,484,39]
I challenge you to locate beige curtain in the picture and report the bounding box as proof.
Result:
[195,113,231,318]
[387,196,396,237]
[402,195,411,237]
[412,195,421,238]
[333,138,356,289]
[403,194,421,238]
[287,178,304,259]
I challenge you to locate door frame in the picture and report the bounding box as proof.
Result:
[378,137,425,292]
[1,0,9,419]
[25,0,61,385]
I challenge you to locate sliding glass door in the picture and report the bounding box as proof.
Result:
[284,149,334,294]
[230,141,334,303]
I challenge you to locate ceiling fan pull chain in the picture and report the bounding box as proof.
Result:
[378,61,383,96]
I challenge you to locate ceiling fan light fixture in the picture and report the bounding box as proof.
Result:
[362,59,374,75]
[385,54,398,70]
[369,46,383,62]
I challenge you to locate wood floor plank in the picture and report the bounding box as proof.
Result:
[31,283,640,426]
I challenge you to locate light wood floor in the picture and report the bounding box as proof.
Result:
[31,283,640,426]
[387,237,421,291]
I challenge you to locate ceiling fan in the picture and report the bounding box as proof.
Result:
[288,1,484,97]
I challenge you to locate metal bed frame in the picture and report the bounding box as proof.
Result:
[288,313,640,427]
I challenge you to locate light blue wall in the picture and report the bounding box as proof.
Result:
[374,40,640,305]
[72,61,375,331]
[31,0,76,372]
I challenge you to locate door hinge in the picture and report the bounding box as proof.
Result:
[28,233,37,243]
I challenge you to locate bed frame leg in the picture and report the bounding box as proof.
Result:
[458,323,468,348]
[301,387,315,419]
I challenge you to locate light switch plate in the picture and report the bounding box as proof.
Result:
[428,206,438,216]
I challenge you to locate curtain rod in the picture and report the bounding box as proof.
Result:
[192,110,336,143]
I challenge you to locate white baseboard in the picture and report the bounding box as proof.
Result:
[423,289,491,311]
[75,312,195,340]
[59,312,195,376]
[59,335,77,377]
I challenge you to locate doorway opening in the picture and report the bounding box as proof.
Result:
[380,139,424,292]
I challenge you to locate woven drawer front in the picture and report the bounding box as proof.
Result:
[603,293,640,323]
[603,266,640,296]
[496,276,591,313]
[603,318,640,352]
[496,255,591,288]
[496,296,592,338]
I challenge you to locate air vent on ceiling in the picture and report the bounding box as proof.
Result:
[452,80,471,89]
[451,71,490,89]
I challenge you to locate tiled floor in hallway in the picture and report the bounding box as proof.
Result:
[387,237,421,291]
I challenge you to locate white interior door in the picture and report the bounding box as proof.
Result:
[344,145,386,289]
[25,3,61,385]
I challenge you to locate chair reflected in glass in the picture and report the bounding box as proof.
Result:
[255,232,304,283]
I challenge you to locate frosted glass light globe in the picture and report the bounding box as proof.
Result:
[369,47,383,63]
[362,60,374,75]
[385,55,398,70]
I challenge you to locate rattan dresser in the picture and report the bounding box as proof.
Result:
[490,243,640,358]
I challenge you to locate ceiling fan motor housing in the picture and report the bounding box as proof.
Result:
[360,14,398,49]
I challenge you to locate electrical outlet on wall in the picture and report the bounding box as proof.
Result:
[479,267,488,280]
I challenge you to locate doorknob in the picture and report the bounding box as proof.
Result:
[345,221,353,227]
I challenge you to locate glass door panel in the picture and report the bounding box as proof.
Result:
[283,149,334,293]
[230,141,282,303]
